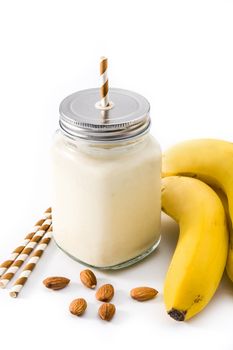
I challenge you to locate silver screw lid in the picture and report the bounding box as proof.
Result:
[59,88,151,142]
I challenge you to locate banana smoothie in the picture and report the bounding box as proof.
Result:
[51,87,161,268]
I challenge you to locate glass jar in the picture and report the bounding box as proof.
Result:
[51,88,161,269]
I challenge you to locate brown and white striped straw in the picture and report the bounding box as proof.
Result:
[100,56,109,108]
[0,215,52,288]
[0,207,51,278]
[9,225,53,298]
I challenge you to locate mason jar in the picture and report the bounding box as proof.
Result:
[51,88,161,269]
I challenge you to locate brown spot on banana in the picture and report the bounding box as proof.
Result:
[193,295,203,303]
[168,308,187,321]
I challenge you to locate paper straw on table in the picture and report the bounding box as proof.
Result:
[0,207,52,278]
[9,225,53,298]
[100,56,109,108]
[0,216,52,288]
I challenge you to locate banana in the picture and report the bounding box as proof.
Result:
[162,176,228,321]
[162,139,233,281]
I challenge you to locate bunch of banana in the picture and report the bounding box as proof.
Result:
[162,139,233,321]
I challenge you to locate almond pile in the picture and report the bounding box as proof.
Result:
[43,269,158,322]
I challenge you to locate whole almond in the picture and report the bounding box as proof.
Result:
[98,303,116,321]
[69,298,87,316]
[96,284,114,302]
[80,269,97,289]
[130,287,158,301]
[43,276,70,290]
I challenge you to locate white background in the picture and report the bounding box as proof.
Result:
[0,1,233,349]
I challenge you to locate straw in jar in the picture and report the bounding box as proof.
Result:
[99,56,110,108]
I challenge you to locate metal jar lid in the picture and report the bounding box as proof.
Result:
[59,88,151,142]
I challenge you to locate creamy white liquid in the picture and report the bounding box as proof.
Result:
[51,132,161,267]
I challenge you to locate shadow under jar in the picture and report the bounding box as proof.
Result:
[51,88,161,269]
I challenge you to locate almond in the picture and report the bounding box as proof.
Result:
[69,298,87,316]
[98,303,116,321]
[130,286,158,301]
[80,269,97,289]
[96,284,114,302]
[43,276,70,290]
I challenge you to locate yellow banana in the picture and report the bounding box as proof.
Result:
[162,176,228,321]
[162,139,233,281]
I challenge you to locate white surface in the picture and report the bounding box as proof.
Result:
[0,1,233,349]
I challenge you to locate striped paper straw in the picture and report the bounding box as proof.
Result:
[0,207,51,278]
[100,56,109,108]
[10,225,53,298]
[0,216,52,288]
